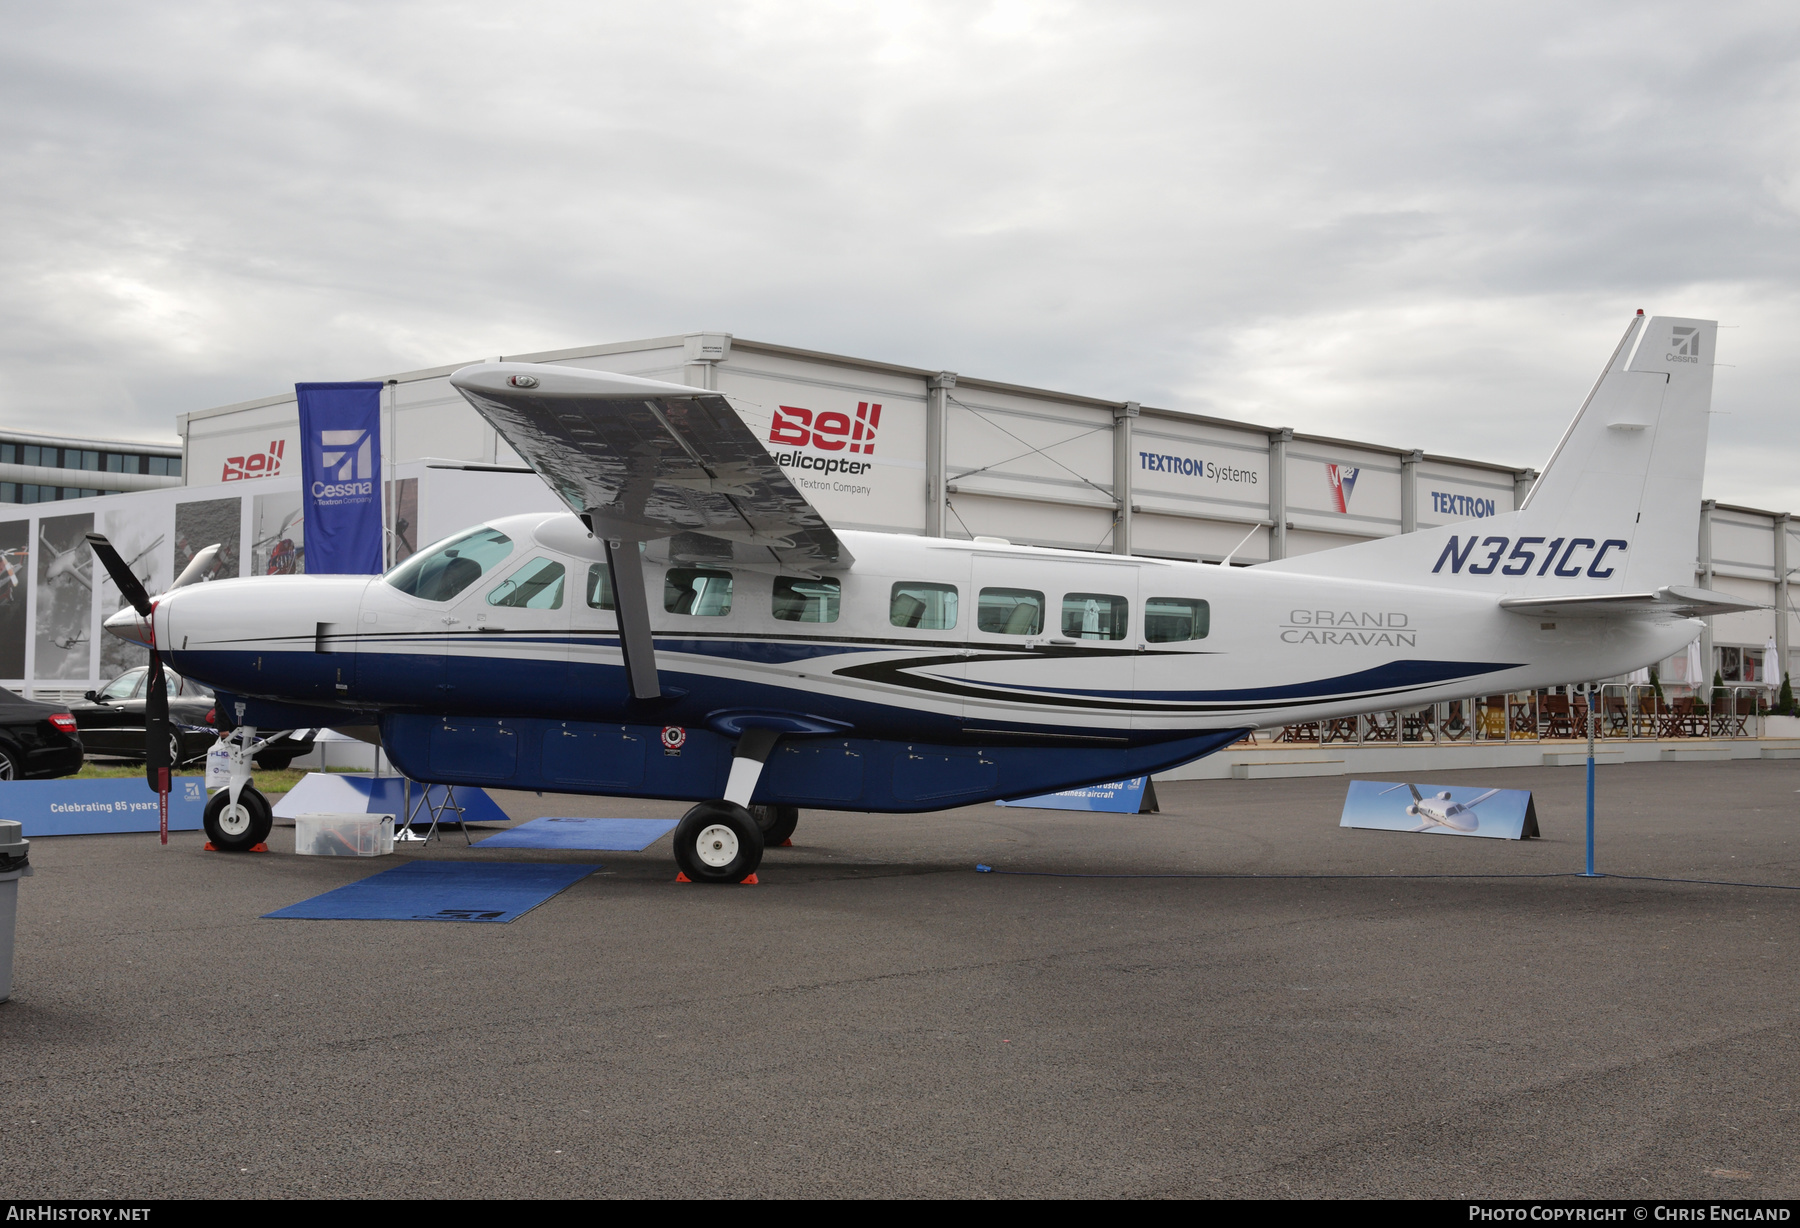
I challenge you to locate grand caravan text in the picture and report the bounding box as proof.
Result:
[1432,534,1627,578]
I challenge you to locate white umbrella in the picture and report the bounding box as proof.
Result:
[1767,636,1782,687]
[1685,636,1705,691]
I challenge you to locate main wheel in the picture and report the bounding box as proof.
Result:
[673,800,764,884]
[205,785,272,852]
[750,804,799,847]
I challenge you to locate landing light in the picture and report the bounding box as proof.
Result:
[507,374,539,389]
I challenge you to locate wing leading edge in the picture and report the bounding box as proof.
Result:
[448,362,853,574]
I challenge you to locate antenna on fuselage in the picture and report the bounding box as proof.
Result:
[1218,522,1270,567]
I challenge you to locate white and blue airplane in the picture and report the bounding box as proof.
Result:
[1379,783,1502,834]
[92,312,1751,882]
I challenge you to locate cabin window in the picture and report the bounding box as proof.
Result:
[1061,592,1128,641]
[384,526,514,602]
[665,568,734,616]
[487,557,565,609]
[889,582,958,630]
[978,587,1044,635]
[1144,597,1210,642]
[773,576,840,623]
[586,564,615,610]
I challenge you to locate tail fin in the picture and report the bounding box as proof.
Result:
[1260,313,1716,594]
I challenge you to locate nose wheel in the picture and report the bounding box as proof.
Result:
[204,784,272,852]
[673,801,764,884]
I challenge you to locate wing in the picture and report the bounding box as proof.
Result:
[1498,586,1761,620]
[1460,789,1504,809]
[449,362,852,573]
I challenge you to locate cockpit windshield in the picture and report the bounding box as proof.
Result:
[384,526,514,602]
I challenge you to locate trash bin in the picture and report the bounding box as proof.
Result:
[0,819,30,1003]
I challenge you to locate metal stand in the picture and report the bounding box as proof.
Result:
[394,778,426,843]
[401,780,471,847]
[1582,682,1601,878]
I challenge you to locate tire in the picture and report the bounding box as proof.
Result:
[0,746,17,781]
[750,804,799,847]
[672,800,764,884]
[205,785,273,852]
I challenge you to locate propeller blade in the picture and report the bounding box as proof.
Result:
[170,543,222,591]
[86,534,154,617]
[144,649,172,791]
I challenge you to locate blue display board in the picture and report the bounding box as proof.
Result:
[997,777,1153,813]
[2,777,207,837]
[1340,779,1539,840]
[271,773,511,826]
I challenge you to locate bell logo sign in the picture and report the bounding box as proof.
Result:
[222,440,285,482]
[768,402,882,455]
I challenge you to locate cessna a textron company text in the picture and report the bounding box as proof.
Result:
[95,312,1751,883]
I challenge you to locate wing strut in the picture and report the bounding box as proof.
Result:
[603,535,661,700]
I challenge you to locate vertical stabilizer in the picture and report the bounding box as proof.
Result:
[1259,313,1716,595]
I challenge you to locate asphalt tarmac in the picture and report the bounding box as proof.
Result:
[4,759,1798,1199]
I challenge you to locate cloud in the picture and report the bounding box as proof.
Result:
[1,0,1798,506]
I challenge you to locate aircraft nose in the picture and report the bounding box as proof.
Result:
[103,603,154,648]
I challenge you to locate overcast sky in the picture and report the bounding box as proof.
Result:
[3,1,1798,506]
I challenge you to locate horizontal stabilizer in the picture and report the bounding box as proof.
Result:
[448,363,852,572]
[1497,586,1762,620]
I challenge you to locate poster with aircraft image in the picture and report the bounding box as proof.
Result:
[97,500,174,677]
[1340,779,1539,840]
[252,491,304,576]
[0,518,28,678]
[34,511,94,680]
[175,497,243,583]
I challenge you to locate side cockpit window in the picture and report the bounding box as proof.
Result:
[487,557,565,609]
[385,527,514,602]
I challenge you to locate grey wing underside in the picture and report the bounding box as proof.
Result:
[449,362,852,573]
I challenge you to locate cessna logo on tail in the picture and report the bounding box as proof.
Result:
[1668,326,1701,363]
[768,402,882,454]
[1432,534,1627,578]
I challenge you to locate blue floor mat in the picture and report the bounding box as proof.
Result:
[263,860,600,923]
[475,817,678,852]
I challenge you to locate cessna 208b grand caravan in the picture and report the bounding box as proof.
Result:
[92,312,1750,882]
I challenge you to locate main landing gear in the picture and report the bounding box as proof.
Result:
[672,729,797,884]
[751,804,799,847]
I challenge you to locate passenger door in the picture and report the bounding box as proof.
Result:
[967,555,1138,736]
[1133,584,1215,734]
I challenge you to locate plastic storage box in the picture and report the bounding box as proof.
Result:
[294,813,395,857]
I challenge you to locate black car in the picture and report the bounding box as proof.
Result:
[70,666,317,770]
[72,666,216,766]
[0,688,84,779]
